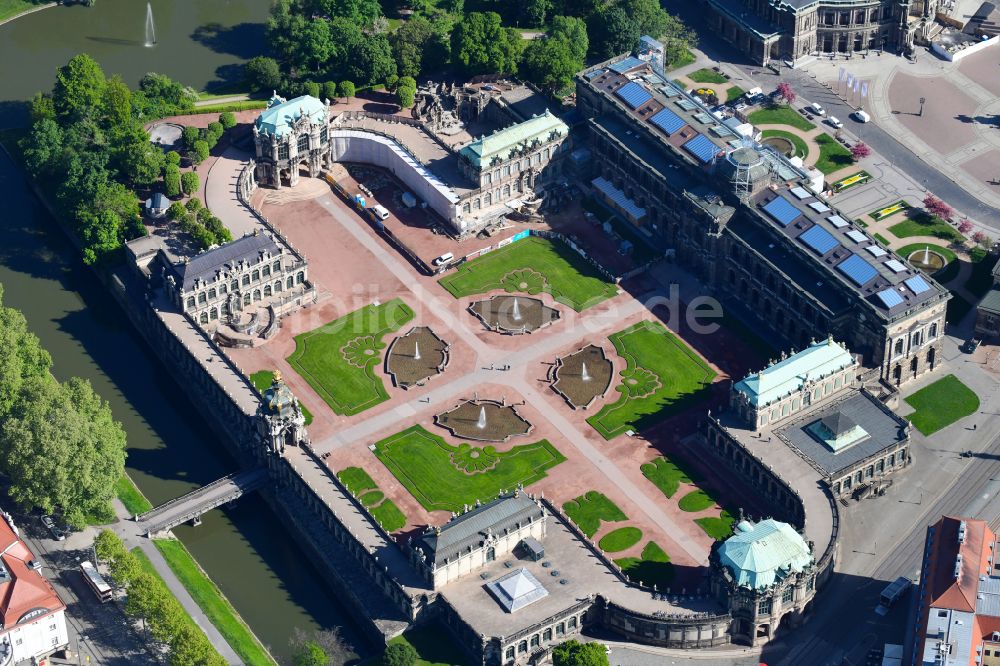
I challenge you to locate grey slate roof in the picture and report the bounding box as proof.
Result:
[979,288,1000,315]
[820,411,857,437]
[778,390,907,476]
[169,233,280,291]
[414,494,542,567]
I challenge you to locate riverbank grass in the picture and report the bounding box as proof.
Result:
[438,236,618,311]
[588,321,715,439]
[373,425,565,512]
[116,474,152,515]
[903,374,979,435]
[0,0,47,24]
[153,538,276,666]
[287,299,413,416]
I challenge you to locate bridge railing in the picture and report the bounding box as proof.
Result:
[135,467,267,523]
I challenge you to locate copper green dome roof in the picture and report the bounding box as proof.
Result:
[262,371,297,417]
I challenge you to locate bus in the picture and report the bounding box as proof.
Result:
[80,560,113,603]
[876,577,911,615]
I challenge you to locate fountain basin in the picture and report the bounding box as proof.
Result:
[385,326,449,389]
[468,295,559,334]
[434,399,533,442]
[906,247,947,273]
[551,345,614,409]
[761,136,795,158]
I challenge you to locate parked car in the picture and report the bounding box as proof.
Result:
[852,110,871,123]
[826,116,844,129]
[808,102,826,116]
[962,338,981,354]
[41,515,65,541]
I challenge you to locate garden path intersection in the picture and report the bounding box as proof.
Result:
[310,192,713,564]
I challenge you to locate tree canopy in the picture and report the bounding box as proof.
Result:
[452,12,524,75]
[552,640,609,666]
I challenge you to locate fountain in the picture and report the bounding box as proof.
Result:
[923,245,930,264]
[511,297,522,322]
[581,362,591,382]
[477,406,487,430]
[413,340,421,361]
[145,3,157,47]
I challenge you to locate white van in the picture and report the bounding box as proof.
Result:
[433,252,454,266]
[372,205,390,221]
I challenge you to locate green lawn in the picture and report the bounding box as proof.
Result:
[724,85,745,102]
[599,527,643,552]
[588,321,715,439]
[614,541,674,587]
[153,539,276,666]
[668,49,696,70]
[889,213,964,243]
[373,426,565,512]
[904,374,980,435]
[116,474,152,515]
[678,489,716,512]
[641,456,700,499]
[287,299,413,416]
[761,129,808,158]
[0,0,45,23]
[897,243,958,267]
[336,467,407,531]
[563,491,627,537]
[688,68,728,84]
[131,548,228,662]
[359,621,470,666]
[695,510,735,540]
[438,236,618,312]
[814,133,853,175]
[874,233,890,246]
[249,370,313,425]
[747,106,816,132]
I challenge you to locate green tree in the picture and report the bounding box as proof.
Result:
[550,15,588,62]
[165,150,182,166]
[53,54,106,120]
[21,118,63,178]
[181,171,200,195]
[169,625,227,666]
[219,112,236,130]
[191,140,210,164]
[304,81,321,98]
[120,141,165,187]
[391,15,434,78]
[0,287,52,419]
[29,92,56,124]
[552,640,609,666]
[659,12,697,66]
[347,35,397,87]
[523,35,579,92]
[382,641,418,666]
[323,81,338,102]
[520,0,551,27]
[244,56,283,93]
[182,126,201,151]
[307,0,382,26]
[452,12,524,75]
[292,641,327,666]
[397,86,415,108]
[327,16,365,74]
[0,376,127,528]
[164,164,182,197]
[205,121,224,147]
[589,6,639,59]
[338,80,356,99]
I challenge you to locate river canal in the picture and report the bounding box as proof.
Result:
[0,1,365,663]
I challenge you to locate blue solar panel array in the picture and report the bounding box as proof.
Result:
[905,275,931,294]
[799,225,840,255]
[649,108,685,136]
[614,81,653,109]
[683,133,719,164]
[610,57,645,73]
[837,254,879,286]
[876,288,904,309]
[762,196,801,227]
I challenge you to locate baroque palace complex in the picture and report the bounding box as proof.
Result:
[110,31,960,666]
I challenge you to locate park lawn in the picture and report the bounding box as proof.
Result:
[641,456,700,499]
[599,527,643,552]
[337,467,408,531]
[688,68,728,84]
[153,539,276,666]
[761,129,808,158]
[904,374,980,435]
[117,474,153,515]
[696,510,735,540]
[614,541,674,587]
[888,215,964,243]
[814,133,853,175]
[724,85,745,102]
[747,106,816,132]
[437,236,617,312]
[359,621,469,666]
[563,491,627,537]
[249,370,313,425]
[130,548,229,665]
[678,489,716,512]
[588,321,716,439]
[373,426,565,512]
[287,299,413,416]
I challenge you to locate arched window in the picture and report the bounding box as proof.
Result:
[929,323,938,338]
[530,635,539,647]
[275,280,282,292]
[208,288,217,300]
[484,172,491,186]
[287,276,294,289]
[543,628,552,642]
[493,169,500,181]
[484,192,492,206]
[502,184,510,198]
[273,260,281,272]
[264,285,272,297]
[543,147,550,160]
[297,134,309,152]
[518,641,528,654]
[474,199,481,210]
[210,307,218,320]
[244,293,252,306]
[231,280,239,292]
[568,617,577,629]
[296,271,304,284]
[253,289,262,301]
[186,297,195,309]
[486,547,495,562]
[219,284,227,294]
[199,312,209,324]
[252,270,260,282]
[505,647,514,660]
[263,266,271,277]
[242,275,251,286]
[198,292,207,304]
[463,202,471,214]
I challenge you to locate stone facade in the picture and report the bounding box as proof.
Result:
[253,94,332,189]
